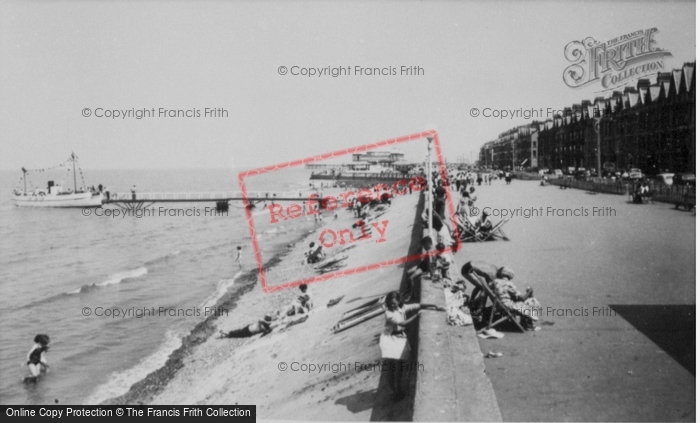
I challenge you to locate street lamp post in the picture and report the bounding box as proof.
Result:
[593,117,603,178]
[592,114,613,178]
[427,136,433,240]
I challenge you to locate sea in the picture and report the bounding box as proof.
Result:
[0,166,322,405]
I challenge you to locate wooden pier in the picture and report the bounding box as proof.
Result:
[104,191,318,211]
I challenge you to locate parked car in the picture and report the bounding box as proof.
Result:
[553,169,563,178]
[565,167,576,175]
[656,173,674,186]
[628,168,644,180]
[673,173,696,186]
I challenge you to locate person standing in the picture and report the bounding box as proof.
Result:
[25,334,50,383]
[131,185,137,200]
[104,186,110,201]
[235,246,243,269]
[379,292,444,402]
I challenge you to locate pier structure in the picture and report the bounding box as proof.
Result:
[104,190,320,211]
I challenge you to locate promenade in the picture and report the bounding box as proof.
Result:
[451,178,695,421]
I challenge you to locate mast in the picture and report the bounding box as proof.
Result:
[72,152,77,192]
[22,167,26,193]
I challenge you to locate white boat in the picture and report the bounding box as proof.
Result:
[13,190,103,208]
[12,153,104,208]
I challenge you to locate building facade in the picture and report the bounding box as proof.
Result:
[479,62,696,175]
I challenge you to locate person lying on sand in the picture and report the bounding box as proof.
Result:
[219,315,276,338]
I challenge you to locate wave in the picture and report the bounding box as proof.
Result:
[67,267,148,294]
[197,272,242,311]
[83,329,184,405]
[143,250,182,267]
[12,266,150,311]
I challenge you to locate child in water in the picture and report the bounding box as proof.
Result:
[26,334,50,382]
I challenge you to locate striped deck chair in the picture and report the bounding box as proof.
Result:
[476,281,525,334]
[455,215,481,243]
[480,218,510,241]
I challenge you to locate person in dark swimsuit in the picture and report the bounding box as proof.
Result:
[219,316,274,338]
[26,334,50,381]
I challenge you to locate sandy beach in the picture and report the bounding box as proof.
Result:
[104,189,426,420]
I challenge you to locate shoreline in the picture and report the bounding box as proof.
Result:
[100,222,315,405]
[124,190,425,419]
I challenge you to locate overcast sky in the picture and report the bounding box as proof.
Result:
[0,0,695,170]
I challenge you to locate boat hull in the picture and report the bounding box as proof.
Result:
[12,192,103,208]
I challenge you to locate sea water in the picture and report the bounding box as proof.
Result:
[0,167,319,405]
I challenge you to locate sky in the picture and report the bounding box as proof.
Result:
[0,0,695,171]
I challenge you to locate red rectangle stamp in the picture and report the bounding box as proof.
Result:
[238,130,459,293]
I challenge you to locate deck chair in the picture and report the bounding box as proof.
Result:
[475,281,525,334]
[456,215,482,243]
[480,219,510,241]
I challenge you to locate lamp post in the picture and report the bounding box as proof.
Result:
[427,136,434,240]
[592,114,613,178]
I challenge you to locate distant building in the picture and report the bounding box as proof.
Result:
[351,149,405,166]
[479,62,695,175]
[306,148,408,171]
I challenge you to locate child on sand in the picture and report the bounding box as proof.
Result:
[26,334,50,382]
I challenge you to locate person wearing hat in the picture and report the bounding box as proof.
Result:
[219,315,275,338]
[493,267,541,330]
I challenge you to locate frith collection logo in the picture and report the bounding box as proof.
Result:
[563,28,672,90]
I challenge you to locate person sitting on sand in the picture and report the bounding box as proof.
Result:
[26,334,51,382]
[284,294,312,316]
[306,242,325,264]
[277,284,314,317]
[298,284,313,310]
[219,315,275,338]
[492,267,541,330]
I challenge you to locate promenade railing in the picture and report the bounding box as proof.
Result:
[546,178,695,206]
[548,178,630,195]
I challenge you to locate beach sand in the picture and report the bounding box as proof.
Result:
[106,191,425,420]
